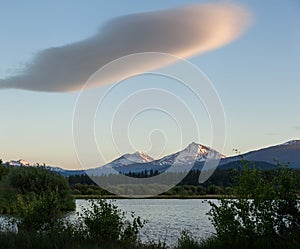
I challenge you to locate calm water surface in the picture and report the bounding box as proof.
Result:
[0,199,216,246]
[71,199,216,245]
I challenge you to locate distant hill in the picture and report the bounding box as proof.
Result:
[218,160,277,170]
[221,140,300,169]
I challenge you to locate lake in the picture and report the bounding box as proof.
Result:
[72,199,216,245]
[0,199,216,246]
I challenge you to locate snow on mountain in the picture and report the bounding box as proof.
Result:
[85,144,225,176]
[9,159,30,167]
[47,166,64,172]
[152,142,225,166]
[109,151,154,168]
[84,151,154,176]
[176,142,225,162]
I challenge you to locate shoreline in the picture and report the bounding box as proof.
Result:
[73,194,226,199]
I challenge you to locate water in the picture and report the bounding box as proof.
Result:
[72,199,216,245]
[0,199,216,246]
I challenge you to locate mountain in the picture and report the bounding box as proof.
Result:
[8,159,30,167]
[84,151,154,176]
[85,140,300,175]
[108,151,154,168]
[48,167,85,177]
[219,160,277,170]
[81,142,224,175]
[10,139,298,176]
[152,142,225,166]
[222,140,300,169]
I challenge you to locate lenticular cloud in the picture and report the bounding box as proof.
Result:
[0,3,251,92]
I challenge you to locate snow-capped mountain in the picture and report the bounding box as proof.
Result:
[2,143,224,176]
[84,143,224,175]
[8,159,30,167]
[109,151,154,168]
[152,142,225,166]
[83,151,154,176]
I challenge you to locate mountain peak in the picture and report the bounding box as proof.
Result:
[187,141,202,148]
[109,151,154,167]
[124,151,154,163]
[178,142,225,162]
[186,141,209,148]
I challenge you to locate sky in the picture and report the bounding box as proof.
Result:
[0,0,299,169]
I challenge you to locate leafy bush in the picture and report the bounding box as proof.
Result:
[9,166,75,210]
[0,166,75,215]
[81,199,145,245]
[208,161,300,246]
[17,188,65,232]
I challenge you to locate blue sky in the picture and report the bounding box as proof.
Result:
[0,0,299,169]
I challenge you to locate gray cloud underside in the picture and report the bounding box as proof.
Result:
[0,3,250,92]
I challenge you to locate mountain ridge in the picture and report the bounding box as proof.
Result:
[4,139,299,175]
[221,139,300,168]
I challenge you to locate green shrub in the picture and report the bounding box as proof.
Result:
[0,166,75,215]
[208,161,300,246]
[81,199,145,245]
[9,166,75,211]
[17,188,65,232]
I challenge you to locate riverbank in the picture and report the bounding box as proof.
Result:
[73,194,225,199]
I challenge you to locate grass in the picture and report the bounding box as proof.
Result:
[0,230,167,249]
[192,235,300,249]
[1,230,299,249]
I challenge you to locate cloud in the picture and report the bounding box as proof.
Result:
[295,126,300,130]
[0,3,251,92]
